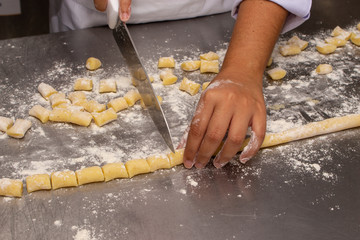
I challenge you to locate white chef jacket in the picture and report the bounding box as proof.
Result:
[49,0,311,34]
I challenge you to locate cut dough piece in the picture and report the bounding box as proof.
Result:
[358,23,360,31]
[287,36,308,50]
[29,105,50,123]
[200,51,219,61]
[325,37,347,47]
[49,108,71,122]
[84,100,106,113]
[181,60,201,71]
[316,43,337,55]
[179,77,200,96]
[6,119,32,139]
[200,60,219,73]
[202,81,210,90]
[74,78,93,91]
[102,162,129,182]
[70,110,93,127]
[140,95,162,109]
[331,26,351,40]
[160,70,178,85]
[50,93,68,108]
[38,83,57,100]
[267,57,273,67]
[68,92,87,104]
[279,45,301,56]
[240,114,360,152]
[92,108,117,127]
[107,97,129,112]
[0,116,13,132]
[26,174,51,193]
[125,159,150,178]
[76,166,104,185]
[0,178,23,197]
[86,57,102,71]
[158,57,175,68]
[167,149,185,167]
[316,64,333,75]
[124,89,142,106]
[267,67,286,80]
[146,154,171,172]
[99,79,117,93]
[350,32,360,46]
[51,171,78,190]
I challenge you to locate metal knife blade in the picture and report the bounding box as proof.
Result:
[112,21,175,152]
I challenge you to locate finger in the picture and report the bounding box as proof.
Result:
[177,125,190,149]
[239,112,266,164]
[183,101,214,169]
[194,105,233,169]
[213,111,250,168]
[120,0,132,22]
[93,0,108,11]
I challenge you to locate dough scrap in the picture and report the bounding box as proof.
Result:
[158,57,175,68]
[0,178,23,197]
[179,77,200,96]
[125,159,150,178]
[26,174,51,193]
[0,116,13,132]
[86,57,102,71]
[29,105,50,123]
[38,83,57,100]
[99,79,117,93]
[92,108,117,127]
[316,64,333,75]
[74,78,93,91]
[102,162,129,182]
[51,171,78,190]
[181,60,201,71]
[200,60,219,73]
[146,154,171,172]
[76,166,104,185]
[267,67,286,80]
[6,119,32,139]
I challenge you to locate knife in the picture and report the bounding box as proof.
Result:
[107,0,175,153]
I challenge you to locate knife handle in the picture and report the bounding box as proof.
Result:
[107,0,119,29]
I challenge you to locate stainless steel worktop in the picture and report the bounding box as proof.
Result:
[0,1,360,239]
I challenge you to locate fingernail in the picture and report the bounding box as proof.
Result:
[213,160,228,169]
[239,156,251,164]
[195,162,205,169]
[120,12,129,22]
[183,159,194,169]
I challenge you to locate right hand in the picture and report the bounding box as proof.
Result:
[93,0,132,22]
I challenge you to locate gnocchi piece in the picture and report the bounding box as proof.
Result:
[358,23,360,31]
[101,162,129,182]
[149,76,154,83]
[331,26,351,40]
[51,171,78,190]
[140,95,162,109]
[99,79,117,93]
[350,32,360,46]
[279,45,301,56]
[26,174,51,193]
[200,60,219,73]
[179,77,201,96]
[84,100,106,113]
[125,159,151,178]
[160,70,178,85]
[267,57,273,67]
[68,92,87,104]
[325,37,347,47]
[92,108,117,127]
[202,81,210,91]
[86,57,102,71]
[267,67,287,80]
[167,148,185,167]
[70,110,93,127]
[200,51,219,61]
[107,97,129,112]
[0,116,13,132]
[180,60,201,71]
[0,178,23,197]
[158,57,175,68]
[146,154,171,172]
[49,108,71,122]
[49,93,68,108]
[76,166,104,185]
[316,43,337,55]
[29,105,50,123]
[287,36,308,50]
[316,64,333,75]
[38,83,57,100]
[6,119,32,139]
[55,103,85,112]
[74,78,93,91]
[124,89,142,106]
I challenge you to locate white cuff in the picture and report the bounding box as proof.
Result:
[231,0,312,33]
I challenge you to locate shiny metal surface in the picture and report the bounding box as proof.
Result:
[0,1,360,239]
[113,21,174,152]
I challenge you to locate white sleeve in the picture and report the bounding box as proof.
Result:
[231,0,312,33]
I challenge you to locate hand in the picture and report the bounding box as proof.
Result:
[93,0,132,22]
[182,69,266,169]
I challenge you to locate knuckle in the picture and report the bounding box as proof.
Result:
[206,129,224,143]
[189,124,204,138]
[228,135,245,146]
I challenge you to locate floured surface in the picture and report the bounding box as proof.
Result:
[0,12,360,240]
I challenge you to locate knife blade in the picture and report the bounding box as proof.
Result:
[107,1,174,152]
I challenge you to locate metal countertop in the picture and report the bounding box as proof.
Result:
[0,1,360,239]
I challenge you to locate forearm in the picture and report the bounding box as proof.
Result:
[222,0,288,82]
